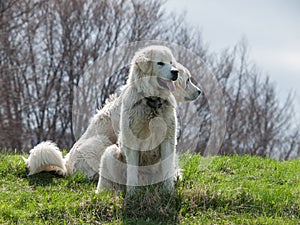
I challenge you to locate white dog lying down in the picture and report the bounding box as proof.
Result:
[23,46,201,183]
[97,46,201,193]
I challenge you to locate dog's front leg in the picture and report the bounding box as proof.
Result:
[161,140,175,190]
[124,147,139,194]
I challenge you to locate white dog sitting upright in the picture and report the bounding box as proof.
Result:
[97,61,201,192]
[116,46,179,193]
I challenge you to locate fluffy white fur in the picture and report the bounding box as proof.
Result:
[22,141,67,175]
[23,46,201,184]
[96,61,201,192]
[103,46,179,194]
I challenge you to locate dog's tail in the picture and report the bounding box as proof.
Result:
[22,141,67,176]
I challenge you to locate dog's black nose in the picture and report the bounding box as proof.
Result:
[171,69,178,81]
[198,90,201,95]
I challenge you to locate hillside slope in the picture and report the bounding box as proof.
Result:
[0,153,299,224]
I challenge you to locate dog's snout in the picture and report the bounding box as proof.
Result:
[171,69,178,81]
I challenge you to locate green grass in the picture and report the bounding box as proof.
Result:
[0,153,299,224]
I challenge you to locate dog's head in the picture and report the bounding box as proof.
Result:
[173,63,201,102]
[129,45,178,93]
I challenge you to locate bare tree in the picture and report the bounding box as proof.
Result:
[0,0,299,159]
[176,39,300,159]
[0,0,177,150]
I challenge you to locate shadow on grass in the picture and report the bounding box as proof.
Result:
[93,185,181,225]
[107,184,181,225]
[27,171,64,186]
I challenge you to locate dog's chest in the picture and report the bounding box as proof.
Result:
[144,96,170,117]
[126,96,176,165]
[129,97,171,138]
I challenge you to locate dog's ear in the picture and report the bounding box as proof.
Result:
[135,56,152,74]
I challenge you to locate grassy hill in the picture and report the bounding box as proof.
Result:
[0,152,299,224]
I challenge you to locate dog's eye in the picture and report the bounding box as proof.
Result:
[157,62,165,66]
[186,78,190,85]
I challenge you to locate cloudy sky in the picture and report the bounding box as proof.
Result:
[166,0,300,120]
